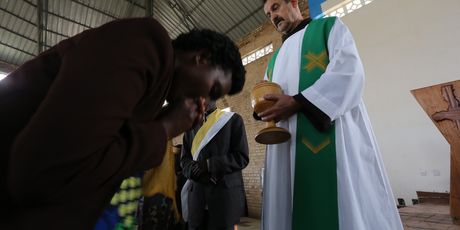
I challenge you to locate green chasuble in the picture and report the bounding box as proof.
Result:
[266,17,338,230]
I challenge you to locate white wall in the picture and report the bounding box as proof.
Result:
[331,0,460,204]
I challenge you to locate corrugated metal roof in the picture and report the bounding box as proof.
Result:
[0,0,271,69]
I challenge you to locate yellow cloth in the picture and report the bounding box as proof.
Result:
[191,109,225,156]
[141,140,179,219]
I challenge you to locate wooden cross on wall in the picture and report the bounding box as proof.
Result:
[412,80,460,224]
[431,85,460,130]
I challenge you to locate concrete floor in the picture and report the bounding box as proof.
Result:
[400,203,460,230]
[238,217,260,230]
[238,204,460,230]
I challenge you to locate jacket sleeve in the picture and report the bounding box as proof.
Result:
[293,93,332,131]
[8,18,174,203]
[207,114,249,175]
[180,130,195,180]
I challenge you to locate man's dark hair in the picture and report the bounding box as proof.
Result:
[172,29,245,95]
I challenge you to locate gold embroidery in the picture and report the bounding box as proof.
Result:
[304,51,328,72]
[302,137,331,154]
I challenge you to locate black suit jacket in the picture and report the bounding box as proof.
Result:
[181,113,249,228]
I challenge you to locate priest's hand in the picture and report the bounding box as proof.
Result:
[257,94,302,122]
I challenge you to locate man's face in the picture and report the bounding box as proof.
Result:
[168,52,232,103]
[264,0,299,34]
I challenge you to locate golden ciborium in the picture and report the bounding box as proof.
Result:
[251,81,291,144]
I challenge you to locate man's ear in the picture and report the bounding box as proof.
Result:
[195,49,212,65]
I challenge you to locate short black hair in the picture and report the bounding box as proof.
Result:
[172,29,245,95]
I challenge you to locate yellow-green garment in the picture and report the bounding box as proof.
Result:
[94,176,142,230]
[94,140,178,230]
[142,140,179,220]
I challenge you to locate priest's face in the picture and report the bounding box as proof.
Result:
[168,50,232,103]
[264,0,301,34]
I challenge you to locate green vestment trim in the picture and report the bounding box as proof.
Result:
[266,17,338,230]
[292,16,338,230]
[266,48,280,82]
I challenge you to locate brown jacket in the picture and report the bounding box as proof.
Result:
[0,17,174,229]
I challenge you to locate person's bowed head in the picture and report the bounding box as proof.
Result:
[158,29,246,139]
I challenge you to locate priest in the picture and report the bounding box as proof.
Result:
[257,0,403,229]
